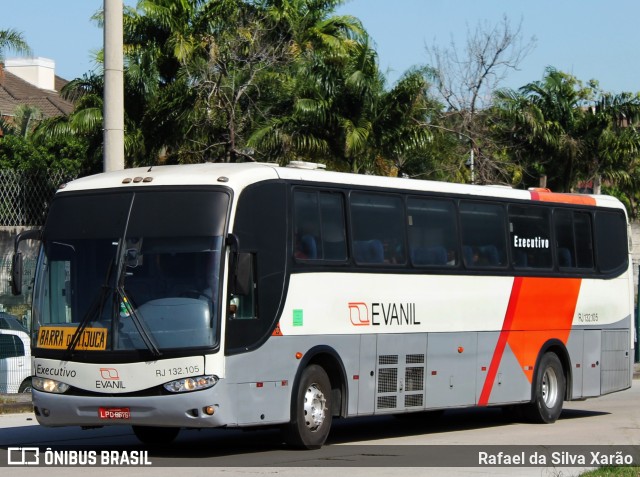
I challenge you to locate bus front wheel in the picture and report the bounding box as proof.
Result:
[132,425,180,446]
[283,364,333,449]
[526,352,565,424]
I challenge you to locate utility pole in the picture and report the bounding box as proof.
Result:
[103,0,125,171]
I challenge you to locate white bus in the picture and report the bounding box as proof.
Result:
[14,162,633,449]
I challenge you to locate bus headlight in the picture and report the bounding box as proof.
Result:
[32,377,70,394]
[163,375,218,393]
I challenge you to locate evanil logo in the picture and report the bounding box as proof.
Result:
[348,302,370,326]
[349,302,419,326]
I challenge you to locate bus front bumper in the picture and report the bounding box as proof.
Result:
[32,388,232,429]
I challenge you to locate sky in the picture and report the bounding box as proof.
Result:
[2,0,640,94]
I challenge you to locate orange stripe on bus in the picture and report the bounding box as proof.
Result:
[478,277,582,405]
[530,190,596,206]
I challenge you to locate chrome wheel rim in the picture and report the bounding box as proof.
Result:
[541,367,558,408]
[303,383,327,432]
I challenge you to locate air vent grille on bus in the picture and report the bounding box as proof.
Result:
[378,368,398,393]
[379,355,398,365]
[404,394,424,408]
[405,367,425,392]
[377,396,397,409]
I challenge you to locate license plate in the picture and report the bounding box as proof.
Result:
[98,407,131,420]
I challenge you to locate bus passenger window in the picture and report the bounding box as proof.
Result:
[407,198,458,267]
[508,205,552,269]
[459,201,507,269]
[293,190,347,261]
[595,210,628,273]
[350,193,406,265]
[554,210,594,270]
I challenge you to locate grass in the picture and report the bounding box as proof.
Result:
[580,468,640,476]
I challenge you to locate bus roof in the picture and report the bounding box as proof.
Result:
[57,162,624,210]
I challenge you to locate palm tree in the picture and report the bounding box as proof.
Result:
[581,91,640,190]
[493,68,592,191]
[249,3,439,174]
[0,28,31,66]
[493,67,640,193]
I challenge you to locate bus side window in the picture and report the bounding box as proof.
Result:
[293,190,347,261]
[459,201,507,269]
[554,210,594,270]
[407,197,458,267]
[229,252,256,320]
[350,192,406,265]
[595,210,628,274]
[508,205,552,270]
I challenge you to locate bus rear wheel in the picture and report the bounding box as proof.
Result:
[283,364,333,449]
[526,352,565,423]
[132,425,180,446]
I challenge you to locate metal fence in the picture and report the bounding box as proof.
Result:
[0,169,73,318]
[0,169,74,227]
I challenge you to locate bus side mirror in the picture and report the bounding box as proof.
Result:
[11,252,23,296]
[11,228,42,296]
[230,252,253,296]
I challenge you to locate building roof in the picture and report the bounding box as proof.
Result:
[0,69,74,118]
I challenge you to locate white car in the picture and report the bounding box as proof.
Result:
[0,328,32,393]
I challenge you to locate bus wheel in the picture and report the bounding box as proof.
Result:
[132,426,180,446]
[283,364,333,449]
[526,352,565,424]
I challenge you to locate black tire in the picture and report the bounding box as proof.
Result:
[525,352,565,423]
[18,378,32,393]
[283,364,333,449]
[132,425,180,446]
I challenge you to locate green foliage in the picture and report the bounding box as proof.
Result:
[7,4,640,206]
[0,28,32,61]
[492,67,640,196]
[0,135,86,176]
[579,467,640,477]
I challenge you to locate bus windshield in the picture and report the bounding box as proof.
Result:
[32,189,229,354]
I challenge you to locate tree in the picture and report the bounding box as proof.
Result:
[248,4,439,174]
[0,104,42,139]
[493,67,640,198]
[180,1,293,162]
[426,16,536,184]
[0,28,31,66]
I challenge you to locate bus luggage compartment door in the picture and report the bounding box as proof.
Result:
[374,334,427,414]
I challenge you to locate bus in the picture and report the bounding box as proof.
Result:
[13,161,633,449]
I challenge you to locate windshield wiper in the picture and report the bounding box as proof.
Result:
[112,195,162,357]
[66,194,160,357]
[65,256,114,359]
